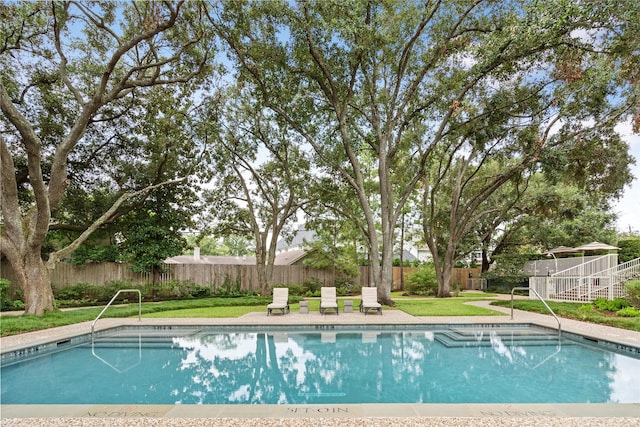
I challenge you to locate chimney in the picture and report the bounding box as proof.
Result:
[194,246,200,260]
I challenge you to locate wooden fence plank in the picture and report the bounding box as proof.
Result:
[1,261,480,295]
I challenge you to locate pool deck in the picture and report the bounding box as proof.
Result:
[1,297,639,426]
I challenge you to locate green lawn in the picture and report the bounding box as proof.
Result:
[1,292,638,336]
[0,297,269,336]
[492,299,640,332]
[394,298,502,316]
[143,305,264,318]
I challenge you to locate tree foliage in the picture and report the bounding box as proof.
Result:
[207,0,638,301]
[1,1,216,314]
[202,88,314,295]
[618,239,640,264]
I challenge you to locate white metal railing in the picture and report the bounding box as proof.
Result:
[551,254,618,278]
[615,257,640,282]
[524,254,610,277]
[91,333,142,373]
[530,256,640,302]
[511,286,561,333]
[91,289,142,336]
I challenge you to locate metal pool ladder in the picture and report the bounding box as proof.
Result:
[511,286,561,334]
[91,289,142,336]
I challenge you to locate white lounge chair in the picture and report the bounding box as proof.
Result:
[267,287,290,316]
[360,287,382,315]
[320,287,338,315]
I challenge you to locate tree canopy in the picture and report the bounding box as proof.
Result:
[1,1,216,314]
[1,0,638,314]
[207,0,639,298]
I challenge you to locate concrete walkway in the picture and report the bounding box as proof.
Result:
[1,296,639,426]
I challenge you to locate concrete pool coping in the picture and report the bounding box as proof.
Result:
[1,299,639,425]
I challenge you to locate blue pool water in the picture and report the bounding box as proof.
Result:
[1,325,639,405]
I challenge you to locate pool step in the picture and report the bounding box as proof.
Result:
[435,328,562,348]
[89,335,184,348]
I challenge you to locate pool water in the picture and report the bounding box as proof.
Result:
[2,325,639,405]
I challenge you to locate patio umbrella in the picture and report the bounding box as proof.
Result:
[544,246,576,255]
[572,241,620,252]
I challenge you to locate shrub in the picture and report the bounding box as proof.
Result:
[212,274,242,297]
[144,280,212,299]
[593,297,629,312]
[281,284,304,296]
[0,279,24,311]
[616,307,640,317]
[303,277,322,295]
[405,263,438,296]
[618,238,640,263]
[579,304,594,313]
[55,282,107,306]
[53,279,218,307]
[335,277,357,295]
[102,280,134,300]
[625,280,640,308]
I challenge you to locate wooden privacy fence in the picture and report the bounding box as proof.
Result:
[1,261,481,294]
[1,262,370,294]
[392,267,482,290]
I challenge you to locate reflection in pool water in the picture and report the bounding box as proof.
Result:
[2,326,639,404]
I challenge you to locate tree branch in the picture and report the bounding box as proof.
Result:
[46,177,186,269]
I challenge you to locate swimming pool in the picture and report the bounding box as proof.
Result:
[2,324,639,405]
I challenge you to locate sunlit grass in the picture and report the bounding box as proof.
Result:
[143,305,264,318]
[492,300,640,332]
[2,291,638,336]
[394,298,503,316]
[0,297,268,336]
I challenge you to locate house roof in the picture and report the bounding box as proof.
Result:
[273,249,308,265]
[165,255,256,265]
[165,249,309,266]
[572,241,620,252]
[276,229,317,251]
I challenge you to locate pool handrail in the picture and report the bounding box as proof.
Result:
[91,289,142,336]
[511,286,562,334]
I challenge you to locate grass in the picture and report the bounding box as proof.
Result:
[1,291,638,336]
[492,299,640,332]
[388,290,503,316]
[143,305,264,318]
[394,298,502,316]
[0,297,269,337]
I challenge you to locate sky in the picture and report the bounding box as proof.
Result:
[613,120,640,234]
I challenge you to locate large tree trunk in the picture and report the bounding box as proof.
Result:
[377,234,395,305]
[256,263,270,297]
[436,265,452,298]
[254,236,271,297]
[15,251,55,315]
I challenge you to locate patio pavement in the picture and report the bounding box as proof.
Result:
[1,295,639,426]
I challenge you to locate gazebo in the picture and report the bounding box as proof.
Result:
[530,242,627,302]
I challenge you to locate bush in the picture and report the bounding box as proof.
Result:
[212,274,242,297]
[53,279,219,307]
[271,284,305,297]
[405,263,438,296]
[625,280,640,308]
[618,238,640,263]
[335,277,357,296]
[0,279,24,311]
[144,280,212,299]
[303,277,322,296]
[592,297,630,312]
[54,282,116,306]
[616,307,640,317]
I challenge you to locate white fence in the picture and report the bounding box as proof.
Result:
[528,254,640,302]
